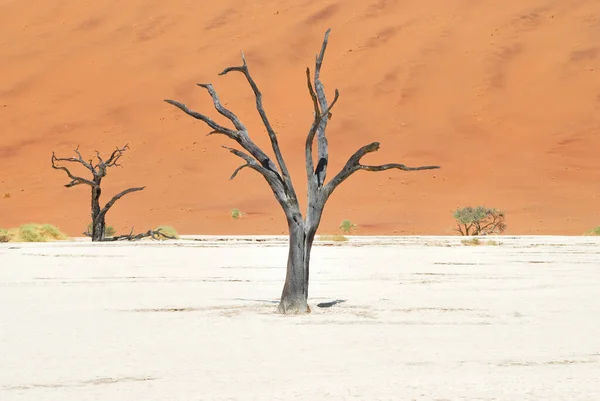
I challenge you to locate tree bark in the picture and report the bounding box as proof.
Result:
[90,184,106,241]
[278,219,309,314]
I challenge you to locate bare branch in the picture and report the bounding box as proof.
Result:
[222,146,287,203]
[102,228,176,242]
[105,144,130,167]
[197,84,246,132]
[218,52,296,198]
[314,28,332,186]
[222,146,276,180]
[305,66,340,189]
[99,186,146,217]
[229,163,251,180]
[324,142,440,196]
[51,152,98,188]
[164,99,239,139]
[73,146,95,172]
[165,88,282,181]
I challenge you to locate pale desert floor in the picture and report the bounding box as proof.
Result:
[1,236,599,400]
[2,0,600,235]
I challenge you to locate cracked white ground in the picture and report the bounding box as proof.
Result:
[1,236,599,400]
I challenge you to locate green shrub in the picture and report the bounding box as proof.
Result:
[318,234,348,242]
[0,224,66,242]
[0,228,12,243]
[453,206,506,236]
[39,224,68,240]
[231,208,243,220]
[16,224,67,242]
[339,219,356,234]
[155,225,179,239]
[18,224,46,242]
[461,238,499,246]
[584,226,600,236]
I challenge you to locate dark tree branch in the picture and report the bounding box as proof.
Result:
[164,98,239,139]
[324,142,440,196]
[165,87,283,183]
[218,52,296,199]
[72,146,95,172]
[197,84,246,132]
[104,144,130,167]
[99,186,146,217]
[314,28,332,186]
[305,67,340,190]
[51,152,98,188]
[222,146,287,203]
[102,228,176,242]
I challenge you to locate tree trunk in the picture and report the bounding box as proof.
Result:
[278,204,322,314]
[278,219,314,314]
[90,186,105,242]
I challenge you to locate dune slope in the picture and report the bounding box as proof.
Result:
[1,0,599,235]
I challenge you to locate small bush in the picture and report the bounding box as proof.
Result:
[583,226,600,236]
[155,225,179,239]
[231,208,243,220]
[19,224,45,242]
[461,238,500,246]
[453,206,506,236]
[85,223,116,237]
[39,224,68,240]
[0,228,12,242]
[339,219,356,234]
[318,234,349,242]
[461,238,481,246]
[3,193,10,198]
[16,224,67,242]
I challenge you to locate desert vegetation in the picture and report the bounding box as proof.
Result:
[339,219,357,234]
[583,226,600,236]
[461,238,500,246]
[230,208,243,220]
[164,29,440,314]
[51,145,175,242]
[155,226,179,239]
[0,224,67,242]
[453,206,506,236]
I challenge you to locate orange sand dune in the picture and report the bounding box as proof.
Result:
[1,0,599,236]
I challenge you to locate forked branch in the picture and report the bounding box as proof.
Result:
[313,28,333,186]
[164,53,304,209]
[52,145,132,185]
[218,53,295,195]
[223,146,287,202]
[324,142,440,196]
[305,66,340,189]
[165,85,282,180]
[51,151,98,188]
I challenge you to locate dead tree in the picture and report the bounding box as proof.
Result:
[165,29,440,314]
[51,145,145,241]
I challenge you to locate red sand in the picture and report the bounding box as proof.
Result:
[1,0,599,236]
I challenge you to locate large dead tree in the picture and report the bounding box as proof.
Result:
[51,145,145,241]
[165,29,440,314]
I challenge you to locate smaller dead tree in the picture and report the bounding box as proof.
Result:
[51,145,145,241]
